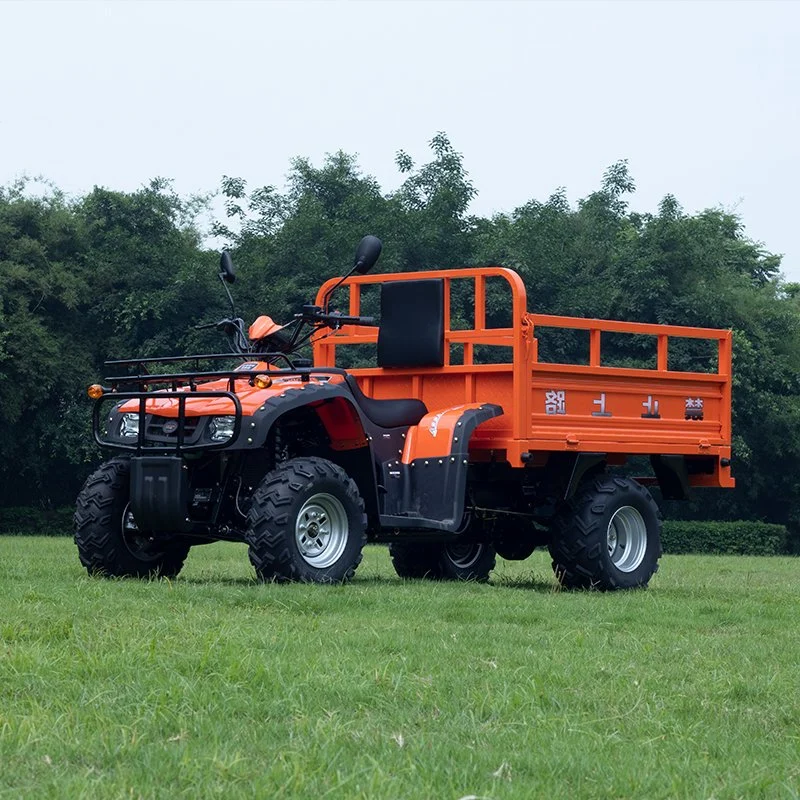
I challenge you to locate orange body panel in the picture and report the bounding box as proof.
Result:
[315,396,368,450]
[402,404,487,462]
[314,267,735,488]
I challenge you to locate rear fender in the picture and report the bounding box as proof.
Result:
[380,403,504,531]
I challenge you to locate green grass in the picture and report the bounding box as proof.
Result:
[1,539,799,799]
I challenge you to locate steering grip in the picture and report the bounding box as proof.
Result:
[325,314,375,327]
[299,306,374,327]
[195,319,241,333]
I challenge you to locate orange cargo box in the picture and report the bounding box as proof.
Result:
[315,266,733,490]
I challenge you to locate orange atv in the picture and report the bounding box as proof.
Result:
[75,236,734,589]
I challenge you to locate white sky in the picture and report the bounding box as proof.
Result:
[2,0,798,278]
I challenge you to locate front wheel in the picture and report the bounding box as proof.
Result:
[246,457,366,583]
[548,475,662,590]
[74,459,190,578]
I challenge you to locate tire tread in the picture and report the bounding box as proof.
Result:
[246,457,365,583]
[74,458,189,578]
[548,474,662,590]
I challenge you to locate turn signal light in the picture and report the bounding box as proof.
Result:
[87,384,104,399]
[253,374,272,389]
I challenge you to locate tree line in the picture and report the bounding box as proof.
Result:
[1,134,798,539]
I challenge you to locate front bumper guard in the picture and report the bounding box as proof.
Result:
[93,390,243,453]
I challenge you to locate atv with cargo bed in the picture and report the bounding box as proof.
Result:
[75,236,734,589]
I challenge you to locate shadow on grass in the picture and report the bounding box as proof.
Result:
[178,576,260,587]
[353,573,560,593]
[491,575,562,593]
[174,573,559,593]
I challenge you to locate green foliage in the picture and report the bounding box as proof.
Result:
[0,179,215,507]
[0,506,73,535]
[661,520,788,556]
[1,134,798,541]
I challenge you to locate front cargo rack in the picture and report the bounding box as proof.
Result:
[93,351,350,453]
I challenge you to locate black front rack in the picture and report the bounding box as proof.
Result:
[102,351,351,390]
[104,350,301,374]
[93,351,350,453]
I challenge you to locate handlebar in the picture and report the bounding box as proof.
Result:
[195,318,249,356]
[194,306,375,361]
[194,319,243,333]
[297,305,374,328]
[319,313,375,327]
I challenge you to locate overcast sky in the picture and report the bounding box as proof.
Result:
[2,0,798,278]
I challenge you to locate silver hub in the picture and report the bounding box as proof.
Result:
[606,505,648,573]
[445,542,484,569]
[295,493,349,568]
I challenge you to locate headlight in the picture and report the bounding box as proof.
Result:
[209,416,236,442]
[119,413,140,438]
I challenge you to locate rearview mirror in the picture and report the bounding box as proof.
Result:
[353,235,382,274]
[220,251,236,284]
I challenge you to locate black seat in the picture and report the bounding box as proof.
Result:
[343,278,444,429]
[345,376,428,428]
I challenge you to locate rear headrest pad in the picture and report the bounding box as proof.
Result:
[377,279,445,368]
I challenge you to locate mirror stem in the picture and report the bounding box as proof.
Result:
[322,265,358,314]
[219,272,236,316]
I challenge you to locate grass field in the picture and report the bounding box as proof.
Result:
[1,537,799,799]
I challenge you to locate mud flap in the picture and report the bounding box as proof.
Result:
[380,403,503,532]
[130,456,191,532]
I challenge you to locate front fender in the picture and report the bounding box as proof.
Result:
[248,381,369,448]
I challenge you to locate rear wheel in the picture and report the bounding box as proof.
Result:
[389,541,496,582]
[548,474,662,590]
[246,457,366,583]
[441,541,496,581]
[74,459,190,578]
[483,516,543,561]
[388,541,441,579]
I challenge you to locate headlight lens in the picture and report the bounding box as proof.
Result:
[119,413,140,438]
[209,416,236,442]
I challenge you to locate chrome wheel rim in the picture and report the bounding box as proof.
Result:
[120,503,163,562]
[295,493,349,568]
[607,506,648,573]
[445,542,484,569]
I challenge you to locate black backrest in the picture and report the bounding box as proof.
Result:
[377,279,445,368]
